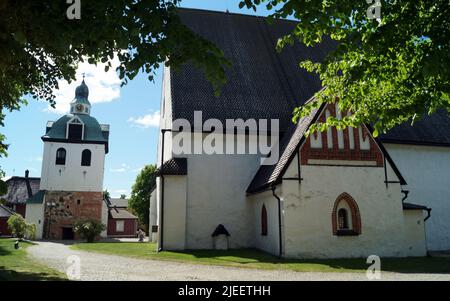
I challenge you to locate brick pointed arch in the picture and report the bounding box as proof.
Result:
[332,192,362,236]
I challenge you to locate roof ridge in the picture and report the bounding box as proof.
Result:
[177,7,298,24]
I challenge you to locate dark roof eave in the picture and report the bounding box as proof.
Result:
[403,202,430,211]
[41,137,109,153]
[380,139,450,148]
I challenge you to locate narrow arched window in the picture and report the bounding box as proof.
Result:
[332,192,362,236]
[55,148,66,165]
[261,204,268,236]
[338,208,348,230]
[81,149,91,166]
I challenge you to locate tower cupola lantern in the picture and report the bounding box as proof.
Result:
[70,77,92,115]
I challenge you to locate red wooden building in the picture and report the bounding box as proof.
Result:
[106,198,138,238]
[0,204,15,236]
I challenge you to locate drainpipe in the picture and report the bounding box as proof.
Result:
[424,208,432,222]
[271,186,283,259]
[158,129,172,252]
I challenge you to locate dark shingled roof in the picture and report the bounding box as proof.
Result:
[108,198,129,208]
[172,8,334,132]
[1,176,41,204]
[172,8,450,145]
[403,202,429,210]
[109,207,138,220]
[156,158,187,176]
[247,99,407,194]
[380,110,450,146]
[247,103,323,194]
[211,224,230,237]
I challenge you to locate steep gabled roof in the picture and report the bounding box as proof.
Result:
[109,207,137,220]
[171,8,450,145]
[247,102,407,194]
[247,103,324,194]
[1,176,41,204]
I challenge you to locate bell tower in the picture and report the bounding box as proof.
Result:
[38,79,110,239]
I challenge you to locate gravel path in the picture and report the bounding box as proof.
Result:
[27,241,450,281]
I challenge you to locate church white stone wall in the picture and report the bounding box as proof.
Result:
[25,203,45,240]
[384,144,450,251]
[249,190,281,256]
[40,142,105,192]
[276,154,426,258]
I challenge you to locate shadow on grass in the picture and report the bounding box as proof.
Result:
[0,245,12,256]
[166,248,450,274]
[0,266,67,281]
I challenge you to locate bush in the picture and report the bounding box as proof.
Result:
[7,215,36,240]
[74,219,106,243]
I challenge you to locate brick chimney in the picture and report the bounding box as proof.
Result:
[25,169,33,198]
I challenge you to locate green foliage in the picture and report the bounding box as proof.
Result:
[72,242,450,274]
[120,194,127,199]
[0,179,7,195]
[129,165,157,229]
[0,239,67,280]
[74,219,106,243]
[241,0,450,136]
[7,214,36,240]
[103,190,111,202]
[0,1,229,172]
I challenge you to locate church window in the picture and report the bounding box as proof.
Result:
[81,149,91,166]
[261,204,268,236]
[55,148,66,165]
[338,208,348,229]
[332,193,362,236]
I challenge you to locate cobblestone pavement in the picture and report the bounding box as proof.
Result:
[27,241,450,281]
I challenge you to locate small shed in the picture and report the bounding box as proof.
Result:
[107,206,138,238]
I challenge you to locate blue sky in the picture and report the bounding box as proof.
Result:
[1,0,275,197]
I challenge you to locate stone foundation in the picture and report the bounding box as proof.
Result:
[43,191,103,240]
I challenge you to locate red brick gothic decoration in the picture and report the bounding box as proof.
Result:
[300,103,384,166]
[331,192,362,236]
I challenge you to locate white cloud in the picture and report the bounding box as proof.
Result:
[27,156,42,163]
[128,111,160,128]
[46,56,122,114]
[110,163,130,173]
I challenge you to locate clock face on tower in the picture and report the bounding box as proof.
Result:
[76,104,84,112]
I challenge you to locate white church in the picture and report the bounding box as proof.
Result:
[149,9,450,258]
[25,79,109,240]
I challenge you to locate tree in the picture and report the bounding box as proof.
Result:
[7,214,36,240]
[74,219,106,243]
[103,190,111,202]
[240,0,450,136]
[120,194,127,199]
[129,165,157,230]
[0,1,229,179]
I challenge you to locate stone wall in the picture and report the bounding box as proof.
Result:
[43,191,103,240]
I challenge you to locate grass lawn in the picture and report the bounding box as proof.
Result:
[71,242,450,274]
[0,238,67,281]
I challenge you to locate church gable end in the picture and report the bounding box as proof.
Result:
[300,103,384,167]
